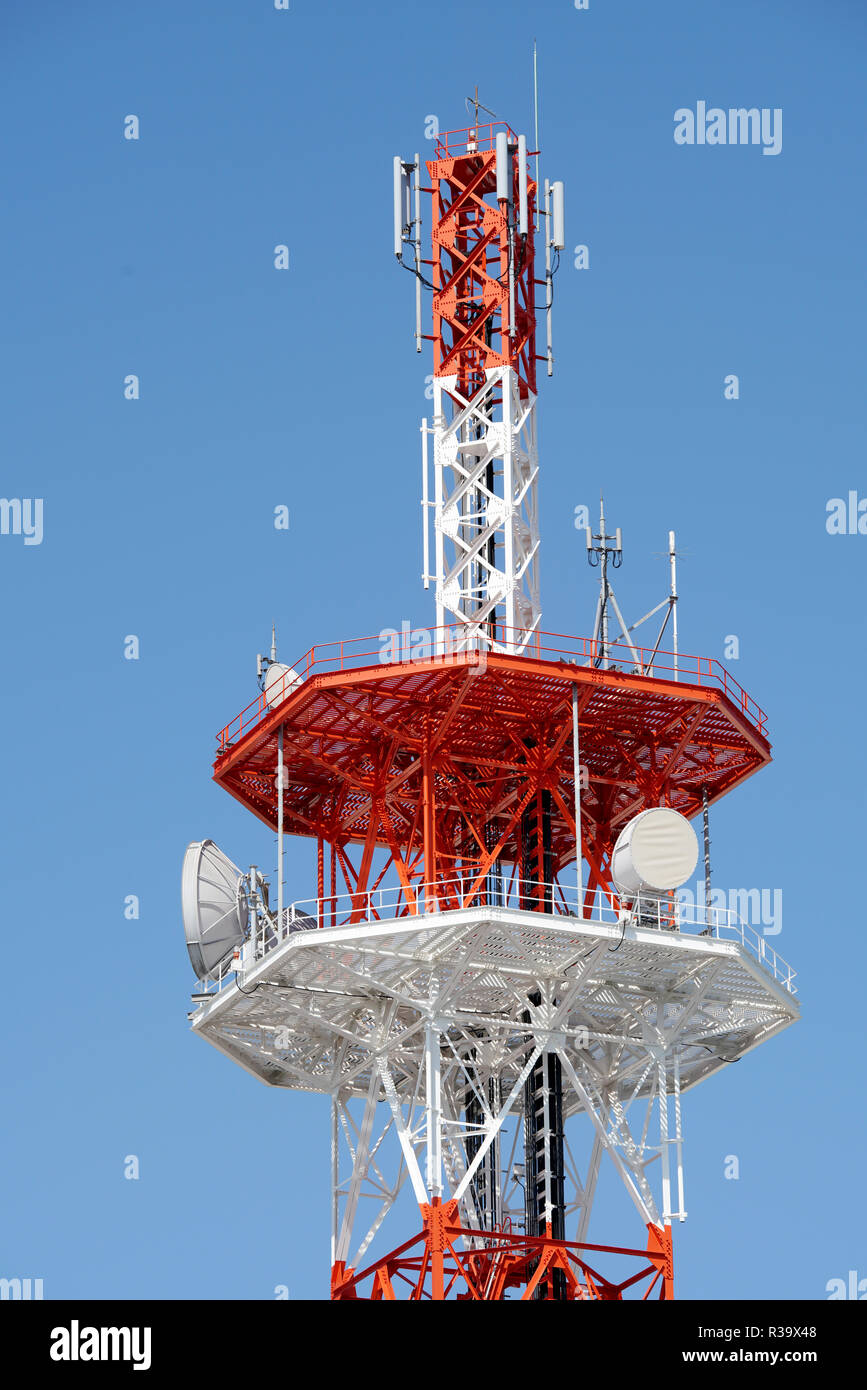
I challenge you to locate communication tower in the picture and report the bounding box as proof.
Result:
[183,106,798,1300]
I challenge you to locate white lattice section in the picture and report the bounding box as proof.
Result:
[190,905,798,1270]
[433,366,540,652]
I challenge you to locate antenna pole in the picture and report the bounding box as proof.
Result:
[586,498,624,670]
[533,41,540,233]
[277,724,284,932]
[601,501,609,668]
[669,531,678,680]
[421,417,430,588]
[508,151,516,341]
[572,682,583,915]
[248,866,259,962]
[414,153,422,352]
[702,784,711,933]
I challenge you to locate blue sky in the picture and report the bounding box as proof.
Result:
[1,0,864,1299]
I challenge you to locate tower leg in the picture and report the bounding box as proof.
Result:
[647,1223,674,1300]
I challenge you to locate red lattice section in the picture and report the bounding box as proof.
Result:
[331,1201,674,1301]
[427,124,537,400]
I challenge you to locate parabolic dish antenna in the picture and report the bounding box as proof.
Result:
[182,840,248,979]
[264,661,302,708]
[610,807,699,897]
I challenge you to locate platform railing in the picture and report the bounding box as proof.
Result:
[214,624,768,754]
[433,122,515,158]
[194,875,796,999]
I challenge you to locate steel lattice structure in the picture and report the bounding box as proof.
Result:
[213,633,770,907]
[193,893,796,1300]
[186,115,799,1300]
[426,125,540,651]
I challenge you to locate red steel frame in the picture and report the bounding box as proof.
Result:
[428,123,537,401]
[331,1203,673,1301]
[213,631,769,929]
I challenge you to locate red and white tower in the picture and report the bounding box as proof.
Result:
[183,110,799,1301]
[402,123,556,650]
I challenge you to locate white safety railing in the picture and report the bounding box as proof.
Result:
[193,876,796,999]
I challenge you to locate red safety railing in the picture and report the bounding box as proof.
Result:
[433,122,515,158]
[214,624,768,755]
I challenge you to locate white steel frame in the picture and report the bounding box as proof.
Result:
[190,903,798,1279]
[426,365,540,654]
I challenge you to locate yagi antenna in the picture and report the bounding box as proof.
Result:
[465,91,500,125]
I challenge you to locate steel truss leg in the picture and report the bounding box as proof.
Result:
[330,994,685,1299]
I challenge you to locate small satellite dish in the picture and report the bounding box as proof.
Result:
[182,840,248,979]
[610,808,698,897]
[263,661,302,708]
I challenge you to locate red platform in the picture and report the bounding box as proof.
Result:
[213,627,769,912]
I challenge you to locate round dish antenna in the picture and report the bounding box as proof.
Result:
[264,661,302,708]
[610,807,698,897]
[182,840,248,979]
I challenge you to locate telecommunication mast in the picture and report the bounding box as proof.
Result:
[182,105,798,1300]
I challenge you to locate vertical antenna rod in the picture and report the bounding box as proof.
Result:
[277,725,284,931]
[413,153,422,353]
[533,41,540,233]
[586,496,622,669]
[669,530,679,680]
[571,682,583,914]
[702,785,712,933]
[421,418,431,588]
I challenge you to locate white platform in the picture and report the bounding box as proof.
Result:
[190,905,799,1102]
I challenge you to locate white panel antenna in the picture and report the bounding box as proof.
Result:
[393,154,423,351]
[393,156,411,258]
[544,179,565,375]
[517,134,528,235]
[495,132,510,201]
[550,180,565,249]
